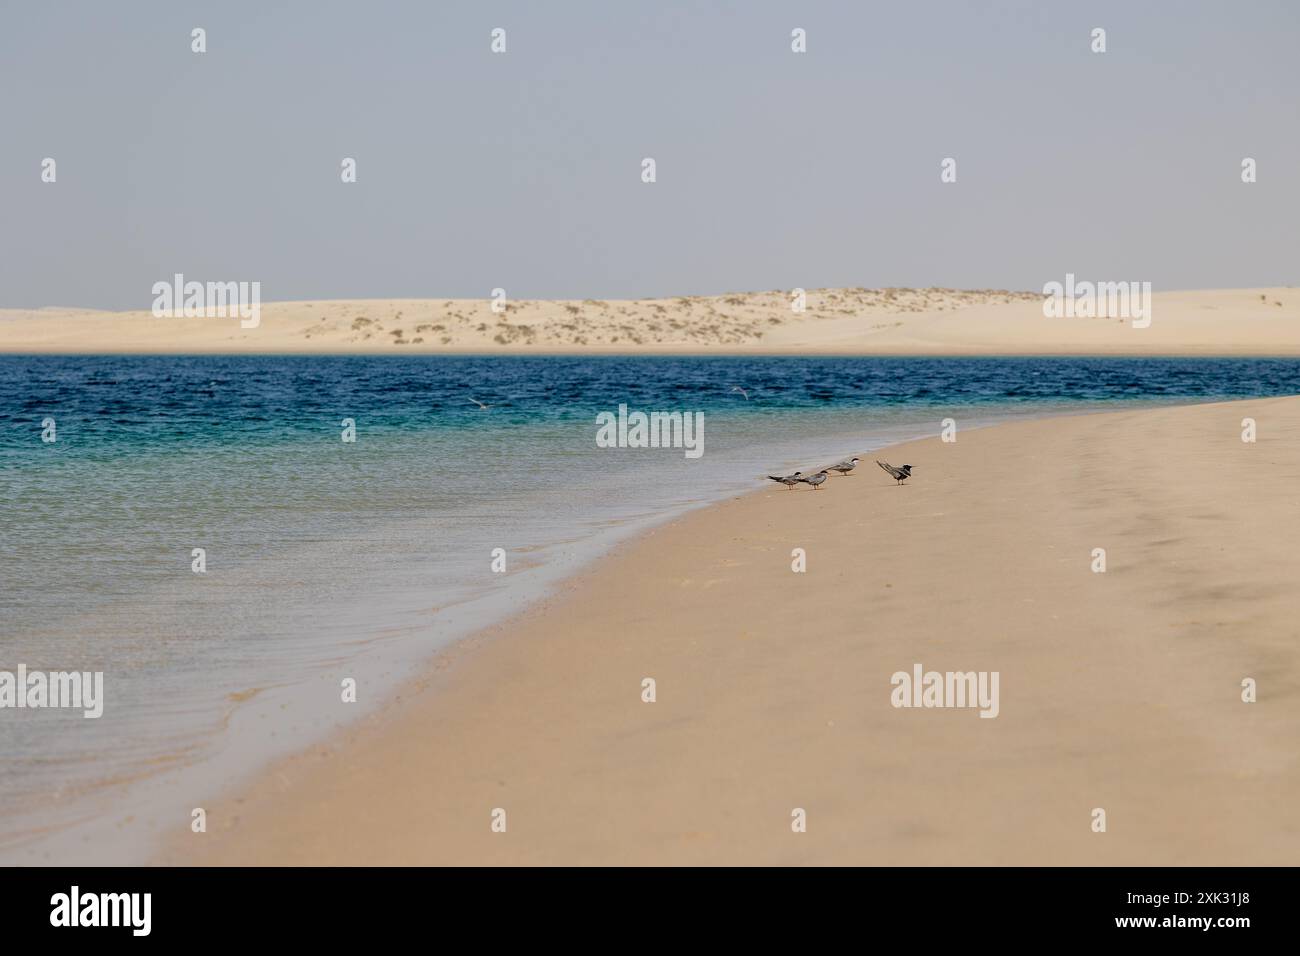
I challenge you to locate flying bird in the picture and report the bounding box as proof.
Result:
[766,471,803,489]
[800,470,830,490]
[468,398,491,410]
[731,386,750,400]
[877,461,913,484]
[829,457,860,476]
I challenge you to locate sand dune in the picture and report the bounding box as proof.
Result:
[3,287,1296,355]
[160,396,1300,865]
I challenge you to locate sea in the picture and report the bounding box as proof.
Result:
[3,354,1300,863]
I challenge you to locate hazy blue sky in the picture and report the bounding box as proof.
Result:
[2,0,1296,308]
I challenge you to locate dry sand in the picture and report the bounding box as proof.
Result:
[159,396,1300,865]
[4,287,1299,355]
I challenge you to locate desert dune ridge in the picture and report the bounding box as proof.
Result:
[3,286,1295,354]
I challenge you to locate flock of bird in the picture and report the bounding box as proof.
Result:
[767,457,914,490]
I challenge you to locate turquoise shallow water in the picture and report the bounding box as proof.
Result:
[2,354,1299,861]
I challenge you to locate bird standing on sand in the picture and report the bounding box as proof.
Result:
[877,461,913,484]
[767,471,803,490]
[800,470,830,490]
[829,457,860,476]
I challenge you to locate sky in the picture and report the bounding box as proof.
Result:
[1,0,1297,309]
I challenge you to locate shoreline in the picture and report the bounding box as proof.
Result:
[8,347,1300,357]
[1,471,735,866]
[156,395,1300,865]
[9,408,993,865]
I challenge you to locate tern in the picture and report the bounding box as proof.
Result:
[877,461,913,484]
[766,471,803,490]
[829,457,860,476]
[468,398,491,411]
[731,386,750,400]
[800,470,830,490]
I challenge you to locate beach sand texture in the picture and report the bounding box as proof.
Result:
[4,287,1298,354]
[159,395,1300,865]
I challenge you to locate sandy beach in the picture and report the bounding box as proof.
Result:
[3,287,1298,356]
[156,394,1300,866]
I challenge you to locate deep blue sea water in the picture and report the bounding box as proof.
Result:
[7,356,1300,446]
[3,354,1299,862]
